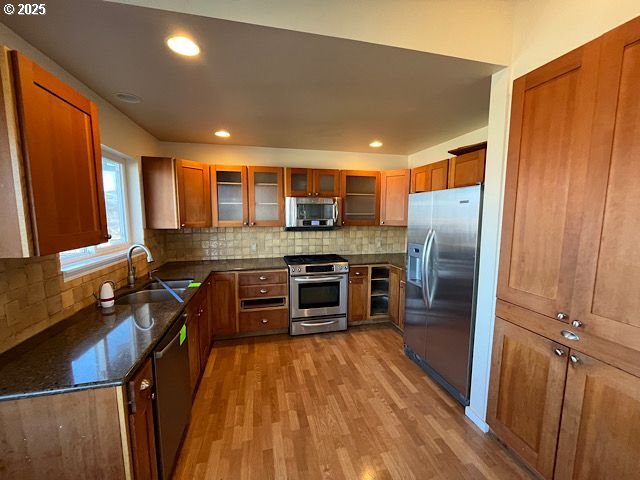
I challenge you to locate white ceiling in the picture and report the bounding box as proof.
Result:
[3,0,500,154]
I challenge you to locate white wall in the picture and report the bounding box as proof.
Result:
[159,141,408,171]
[111,0,514,65]
[407,127,488,168]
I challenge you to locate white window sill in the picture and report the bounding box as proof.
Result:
[61,248,145,282]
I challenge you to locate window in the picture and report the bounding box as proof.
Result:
[60,150,132,272]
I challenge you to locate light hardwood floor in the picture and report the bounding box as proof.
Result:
[174,325,532,480]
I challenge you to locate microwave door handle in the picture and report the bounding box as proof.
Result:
[332,202,338,223]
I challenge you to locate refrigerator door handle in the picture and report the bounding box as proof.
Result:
[426,231,438,306]
[421,229,434,309]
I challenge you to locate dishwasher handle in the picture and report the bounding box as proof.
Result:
[155,313,187,359]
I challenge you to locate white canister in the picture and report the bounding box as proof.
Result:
[99,281,116,309]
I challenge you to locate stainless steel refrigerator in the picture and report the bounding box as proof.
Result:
[404,185,482,406]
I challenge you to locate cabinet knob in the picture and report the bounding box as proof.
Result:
[140,379,152,391]
[355,272,361,276]
[569,354,581,365]
[381,221,385,225]
[261,319,269,324]
[307,192,312,196]
[243,222,248,226]
[259,289,268,294]
[314,192,319,196]
[105,233,112,240]
[250,222,255,226]
[259,276,267,281]
[561,330,580,341]
[553,348,566,357]
[571,319,583,328]
[181,224,186,228]
[555,312,568,321]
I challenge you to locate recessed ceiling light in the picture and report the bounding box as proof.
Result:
[369,140,383,148]
[166,36,200,57]
[114,92,141,104]
[214,130,231,138]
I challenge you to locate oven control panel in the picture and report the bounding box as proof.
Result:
[288,263,349,276]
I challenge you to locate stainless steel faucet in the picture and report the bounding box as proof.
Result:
[127,244,154,286]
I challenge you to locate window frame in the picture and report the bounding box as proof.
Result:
[59,147,134,277]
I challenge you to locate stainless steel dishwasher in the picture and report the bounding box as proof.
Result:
[153,311,191,480]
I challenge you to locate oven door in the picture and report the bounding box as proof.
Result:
[290,274,347,318]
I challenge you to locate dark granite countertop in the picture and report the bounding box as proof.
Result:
[344,253,406,269]
[0,255,403,402]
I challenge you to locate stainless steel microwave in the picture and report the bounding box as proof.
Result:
[285,197,341,229]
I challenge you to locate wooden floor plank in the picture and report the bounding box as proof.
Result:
[174,325,532,480]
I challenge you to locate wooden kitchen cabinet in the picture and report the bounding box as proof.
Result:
[348,268,369,323]
[555,351,640,479]
[1,50,108,256]
[248,166,284,226]
[380,169,410,226]
[447,148,486,188]
[127,359,158,480]
[487,318,568,479]
[285,168,341,197]
[196,284,211,372]
[496,40,600,321]
[211,165,248,227]
[340,170,380,226]
[210,272,238,337]
[186,303,201,395]
[410,159,448,193]
[388,267,405,328]
[142,157,211,229]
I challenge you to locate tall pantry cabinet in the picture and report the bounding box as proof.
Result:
[489,16,640,480]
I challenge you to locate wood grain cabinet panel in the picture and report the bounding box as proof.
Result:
[380,169,410,226]
[211,165,248,227]
[238,308,288,334]
[410,159,448,193]
[196,284,211,371]
[555,351,640,480]
[388,267,402,326]
[210,272,238,337]
[238,270,287,286]
[447,149,486,188]
[312,169,340,197]
[348,276,368,323]
[570,16,640,356]
[127,359,158,480]
[239,284,287,299]
[186,304,201,395]
[340,170,380,226]
[248,166,284,226]
[11,50,108,255]
[497,41,601,321]
[285,168,340,197]
[176,159,211,228]
[487,318,568,479]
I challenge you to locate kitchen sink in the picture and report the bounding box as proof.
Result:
[145,279,194,290]
[115,288,187,305]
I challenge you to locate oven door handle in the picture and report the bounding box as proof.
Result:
[293,276,342,283]
[300,320,338,327]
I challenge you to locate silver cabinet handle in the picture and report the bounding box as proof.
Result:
[140,379,152,391]
[561,330,580,341]
[259,289,268,294]
[355,272,361,276]
[554,348,566,357]
[556,312,568,321]
[259,276,267,281]
[569,354,581,365]
[381,221,385,225]
[571,320,583,328]
[261,319,269,324]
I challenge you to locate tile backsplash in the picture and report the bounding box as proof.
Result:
[161,226,407,261]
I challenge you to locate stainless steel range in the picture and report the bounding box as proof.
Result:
[284,254,349,335]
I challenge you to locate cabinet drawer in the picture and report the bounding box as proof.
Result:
[349,266,369,279]
[239,308,288,333]
[238,270,287,286]
[239,284,287,299]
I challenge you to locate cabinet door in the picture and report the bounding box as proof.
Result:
[186,309,201,395]
[487,318,568,479]
[176,159,211,228]
[285,168,311,197]
[340,170,380,226]
[448,149,485,188]
[380,170,410,226]
[197,286,211,371]
[388,267,401,325]
[497,41,601,320]
[570,17,640,355]
[210,272,238,337]
[11,51,108,255]
[312,169,340,197]
[555,351,640,480]
[248,166,284,226]
[410,160,448,193]
[127,359,158,480]
[348,276,368,322]
[211,165,248,227]
[398,275,406,330]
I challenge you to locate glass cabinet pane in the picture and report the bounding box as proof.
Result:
[215,169,245,224]
[291,172,309,193]
[317,173,336,194]
[344,174,377,222]
[253,171,279,222]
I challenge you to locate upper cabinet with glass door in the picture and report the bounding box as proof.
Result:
[0,49,108,257]
[211,165,248,227]
[340,170,380,226]
[285,168,340,197]
[248,166,284,226]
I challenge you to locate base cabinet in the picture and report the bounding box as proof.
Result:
[127,359,158,480]
[210,272,238,337]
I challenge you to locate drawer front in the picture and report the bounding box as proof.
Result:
[239,270,287,286]
[239,308,288,333]
[349,266,369,279]
[239,284,288,299]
